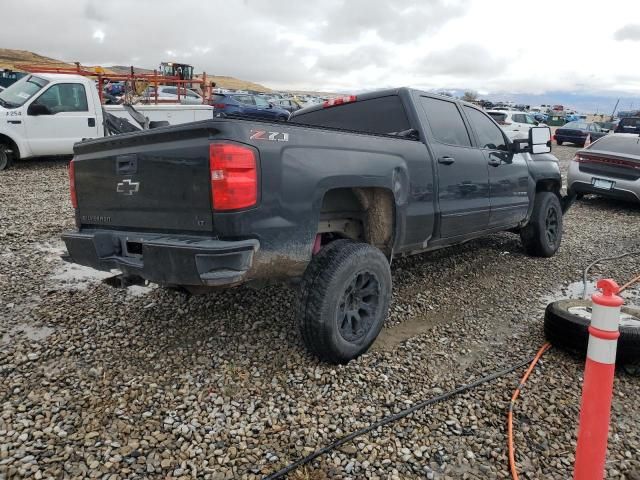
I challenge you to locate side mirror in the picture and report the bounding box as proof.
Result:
[529,126,552,154]
[27,103,52,116]
[601,128,610,133]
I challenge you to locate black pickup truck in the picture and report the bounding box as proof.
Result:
[63,88,570,363]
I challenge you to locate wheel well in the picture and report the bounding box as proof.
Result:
[319,187,395,255]
[536,179,561,198]
[0,134,20,161]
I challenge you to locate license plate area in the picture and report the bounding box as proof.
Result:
[591,178,615,190]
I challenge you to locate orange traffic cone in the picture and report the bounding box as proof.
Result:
[584,134,592,148]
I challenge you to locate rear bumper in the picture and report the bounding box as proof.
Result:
[556,134,586,144]
[61,230,260,287]
[567,161,640,203]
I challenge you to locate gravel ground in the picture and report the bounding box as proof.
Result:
[1,146,639,480]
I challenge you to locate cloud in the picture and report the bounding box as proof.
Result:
[312,0,469,44]
[84,0,107,22]
[417,44,507,76]
[0,0,638,98]
[314,45,389,73]
[614,24,640,41]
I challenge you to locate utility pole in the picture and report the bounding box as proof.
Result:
[610,98,620,121]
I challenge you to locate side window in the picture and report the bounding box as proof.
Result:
[34,84,88,113]
[464,107,508,151]
[420,96,471,147]
[512,114,525,123]
[234,95,255,105]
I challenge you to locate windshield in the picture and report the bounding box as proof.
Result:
[487,112,507,122]
[0,75,49,108]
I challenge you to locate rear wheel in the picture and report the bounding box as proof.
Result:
[520,191,563,257]
[297,240,391,364]
[556,140,563,146]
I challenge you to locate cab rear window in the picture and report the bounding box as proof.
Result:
[290,96,411,135]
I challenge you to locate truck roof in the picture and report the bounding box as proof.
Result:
[29,73,93,82]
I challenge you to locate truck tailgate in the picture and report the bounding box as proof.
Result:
[74,137,212,232]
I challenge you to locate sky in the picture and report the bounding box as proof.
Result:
[1,0,640,110]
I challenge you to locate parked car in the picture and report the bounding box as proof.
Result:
[614,117,640,135]
[568,133,640,203]
[595,120,619,132]
[62,88,570,364]
[532,112,549,123]
[555,121,608,146]
[210,93,290,120]
[104,81,126,96]
[143,86,203,105]
[273,98,302,113]
[487,110,546,138]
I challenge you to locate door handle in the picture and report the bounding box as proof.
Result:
[488,158,501,167]
[438,156,455,165]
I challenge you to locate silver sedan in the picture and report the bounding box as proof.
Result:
[567,133,640,203]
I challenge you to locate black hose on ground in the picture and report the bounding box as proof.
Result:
[582,250,640,299]
[263,357,533,480]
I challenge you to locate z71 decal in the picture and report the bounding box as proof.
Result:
[249,129,289,142]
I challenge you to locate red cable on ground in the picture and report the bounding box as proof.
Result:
[508,342,552,480]
[619,273,640,293]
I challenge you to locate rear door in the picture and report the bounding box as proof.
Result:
[25,82,99,155]
[417,95,490,238]
[233,94,260,117]
[464,106,529,227]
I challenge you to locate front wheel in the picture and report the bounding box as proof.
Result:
[297,240,392,364]
[520,191,563,257]
[0,144,12,171]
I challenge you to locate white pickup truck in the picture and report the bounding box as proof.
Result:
[0,73,214,170]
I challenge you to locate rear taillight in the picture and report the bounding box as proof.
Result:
[574,154,640,170]
[213,103,226,109]
[69,159,77,208]
[209,143,258,211]
[322,95,357,108]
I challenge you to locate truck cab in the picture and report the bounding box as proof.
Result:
[0,74,102,165]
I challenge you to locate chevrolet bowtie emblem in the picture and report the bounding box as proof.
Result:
[116,179,140,195]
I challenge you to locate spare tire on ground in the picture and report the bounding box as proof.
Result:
[544,299,640,363]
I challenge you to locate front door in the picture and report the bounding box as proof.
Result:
[418,95,490,238]
[463,106,529,227]
[25,83,98,156]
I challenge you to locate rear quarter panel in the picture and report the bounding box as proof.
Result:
[209,120,435,279]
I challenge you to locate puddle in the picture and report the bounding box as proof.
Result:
[38,241,116,291]
[543,280,640,306]
[50,263,115,290]
[127,284,158,298]
[1,323,55,346]
[374,315,438,351]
